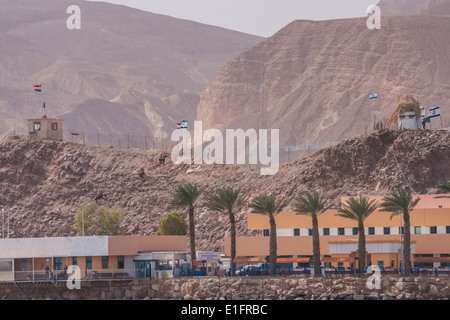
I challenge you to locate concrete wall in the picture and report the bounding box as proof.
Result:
[0,276,448,300]
[0,237,109,259]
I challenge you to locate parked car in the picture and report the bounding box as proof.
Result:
[236,263,270,276]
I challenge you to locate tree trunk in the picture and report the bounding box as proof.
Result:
[358,221,366,274]
[269,215,277,275]
[229,211,237,276]
[188,206,196,271]
[312,214,321,276]
[403,211,411,276]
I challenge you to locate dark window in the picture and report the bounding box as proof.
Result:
[447,226,450,234]
[323,228,330,236]
[399,226,404,235]
[430,226,437,234]
[308,229,313,236]
[102,256,109,269]
[414,226,421,234]
[294,228,300,236]
[51,122,58,130]
[72,257,77,266]
[338,228,345,236]
[263,229,269,237]
[86,256,92,270]
[117,256,124,269]
[368,227,375,235]
[54,257,63,270]
[352,227,358,235]
[384,227,391,235]
[33,122,41,131]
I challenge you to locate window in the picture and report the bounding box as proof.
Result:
[72,257,77,266]
[54,257,63,270]
[323,228,330,236]
[263,229,269,237]
[102,256,109,269]
[117,256,124,269]
[384,227,391,235]
[414,226,421,234]
[86,256,92,270]
[446,226,450,234]
[51,122,58,130]
[399,226,404,235]
[33,122,41,131]
[308,229,313,236]
[294,228,300,236]
[368,227,375,235]
[430,226,437,234]
[377,261,384,267]
[338,228,345,236]
[352,227,358,235]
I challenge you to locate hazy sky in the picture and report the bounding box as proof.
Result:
[88,0,379,37]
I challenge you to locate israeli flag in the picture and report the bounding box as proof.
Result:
[428,106,440,118]
[369,92,379,100]
[181,120,188,129]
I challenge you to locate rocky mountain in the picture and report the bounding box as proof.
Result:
[196,13,450,148]
[0,0,262,141]
[377,0,431,15]
[0,129,448,252]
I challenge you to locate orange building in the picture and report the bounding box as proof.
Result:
[225,194,450,271]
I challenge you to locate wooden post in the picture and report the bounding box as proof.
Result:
[97,133,100,148]
[83,131,86,146]
[127,132,130,149]
[145,136,148,150]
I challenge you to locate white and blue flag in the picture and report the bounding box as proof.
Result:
[428,106,440,118]
[420,106,426,118]
[181,120,188,129]
[369,92,379,100]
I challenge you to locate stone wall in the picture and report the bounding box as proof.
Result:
[0,276,448,300]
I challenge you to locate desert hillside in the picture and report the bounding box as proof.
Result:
[0,0,262,142]
[196,14,450,148]
[0,129,448,252]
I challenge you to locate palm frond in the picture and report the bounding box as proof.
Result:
[292,191,330,217]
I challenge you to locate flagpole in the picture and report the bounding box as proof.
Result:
[13,101,16,136]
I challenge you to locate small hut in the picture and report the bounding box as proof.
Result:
[387,95,421,130]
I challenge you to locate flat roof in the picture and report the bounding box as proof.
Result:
[0,235,188,259]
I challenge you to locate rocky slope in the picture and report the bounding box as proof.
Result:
[0,129,448,252]
[0,0,262,141]
[196,14,450,147]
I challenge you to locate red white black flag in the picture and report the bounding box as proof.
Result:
[34,84,42,92]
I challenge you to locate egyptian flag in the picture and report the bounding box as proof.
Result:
[34,84,42,92]
[177,122,182,129]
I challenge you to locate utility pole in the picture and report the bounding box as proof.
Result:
[261,69,265,131]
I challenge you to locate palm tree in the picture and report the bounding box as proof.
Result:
[249,194,287,275]
[380,188,420,276]
[292,191,330,276]
[205,187,248,276]
[168,183,201,268]
[336,196,379,274]
[438,180,450,193]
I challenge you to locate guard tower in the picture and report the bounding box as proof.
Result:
[386,95,421,130]
[27,116,63,141]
